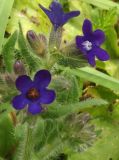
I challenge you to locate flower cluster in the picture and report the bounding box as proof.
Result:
[12,0,110,114]
[39,0,110,66]
[39,0,80,30]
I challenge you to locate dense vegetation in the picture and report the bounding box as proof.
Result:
[0,0,119,160]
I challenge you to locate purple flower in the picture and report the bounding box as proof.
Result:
[39,0,80,30]
[12,70,56,115]
[76,19,110,66]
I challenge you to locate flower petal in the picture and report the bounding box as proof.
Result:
[28,103,42,115]
[49,1,63,13]
[40,89,56,104]
[76,36,87,54]
[39,2,63,30]
[39,4,53,20]
[86,52,96,66]
[34,70,51,88]
[16,75,32,93]
[12,94,29,110]
[94,47,110,61]
[83,19,93,36]
[92,29,105,46]
[39,1,80,30]
[63,11,80,24]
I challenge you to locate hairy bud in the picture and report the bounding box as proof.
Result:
[13,60,26,75]
[27,30,47,57]
[63,113,97,152]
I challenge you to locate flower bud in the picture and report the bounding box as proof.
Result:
[13,60,26,75]
[64,113,97,152]
[27,30,47,57]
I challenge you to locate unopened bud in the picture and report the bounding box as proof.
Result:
[27,30,47,57]
[13,60,26,75]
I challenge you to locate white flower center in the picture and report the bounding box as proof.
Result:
[82,41,92,51]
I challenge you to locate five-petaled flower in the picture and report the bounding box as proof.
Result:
[39,0,80,30]
[76,19,110,66]
[12,70,56,115]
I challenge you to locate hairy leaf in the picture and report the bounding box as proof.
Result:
[2,31,18,72]
[18,23,40,72]
[0,113,15,157]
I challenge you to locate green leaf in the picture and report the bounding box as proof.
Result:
[18,23,40,72]
[70,67,119,92]
[33,118,63,160]
[13,123,33,160]
[33,118,45,151]
[86,86,119,103]
[0,103,13,113]
[51,74,80,104]
[2,31,18,73]
[0,113,15,157]
[44,98,108,119]
[0,0,14,52]
[69,104,119,160]
[35,139,63,160]
[82,0,119,11]
[57,54,87,68]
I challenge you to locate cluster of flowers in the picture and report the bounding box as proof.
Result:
[39,0,109,66]
[12,0,110,115]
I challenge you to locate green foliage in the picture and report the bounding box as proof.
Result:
[2,31,18,73]
[33,118,62,153]
[0,103,14,113]
[1,0,119,160]
[82,0,119,10]
[18,23,41,72]
[0,113,15,158]
[13,123,34,160]
[67,67,119,91]
[44,98,108,119]
[7,0,52,34]
[69,104,119,160]
[51,74,80,104]
[0,0,14,52]
[92,8,117,31]
[56,54,87,68]
[86,85,119,103]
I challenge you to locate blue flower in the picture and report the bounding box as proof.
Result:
[39,0,80,30]
[76,19,110,66]
[12,70,56,115]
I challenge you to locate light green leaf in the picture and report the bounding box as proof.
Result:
[45,98,108,119]
[0,0,14,52]
[71,67,119,91]
[18,23,40,71]
[0,113,15,157]
[2,31,18,73]
[82,0,119,11]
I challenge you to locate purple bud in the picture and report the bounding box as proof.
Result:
[26,30,47,57]
[27,30,37,41]
[13,60,26,75]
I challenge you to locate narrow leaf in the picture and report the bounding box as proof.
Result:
[18,23,40,71]
[2,31,18,72]
[71,67,119,91]
[82,0,119,10]
[0,0,14,52]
